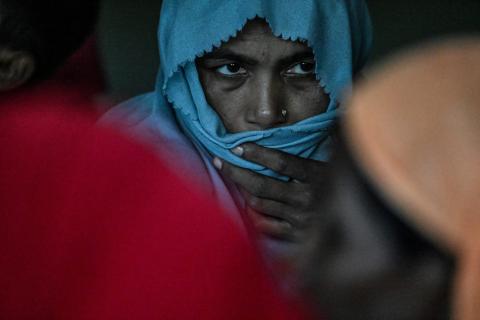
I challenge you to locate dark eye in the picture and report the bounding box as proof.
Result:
[285,61,315,75]
[215,63,247,76]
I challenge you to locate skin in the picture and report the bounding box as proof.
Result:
[214,143,329,242]
[196,18,329,132]
[0,48,35,91]
[196,19,330,241]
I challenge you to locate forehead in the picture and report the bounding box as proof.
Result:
[211,18,312,59]
[236,18,275,39]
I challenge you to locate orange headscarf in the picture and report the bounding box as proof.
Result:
[345,37,480,320]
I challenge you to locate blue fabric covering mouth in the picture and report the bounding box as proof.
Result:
[155,0,373,179]
[100,0,374,256]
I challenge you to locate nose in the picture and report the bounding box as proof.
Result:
[246,76,286,130]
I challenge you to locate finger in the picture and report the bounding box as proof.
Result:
[247,208,295,241]
[242,190,305,228]
[214,157,295,203]
[232,143,328,181]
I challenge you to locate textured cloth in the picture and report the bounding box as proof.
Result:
[101,0,373,252]
[160,0,372,177]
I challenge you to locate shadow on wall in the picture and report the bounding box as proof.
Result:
[98,0,480,99]
[368,0,480,62]
[98,0,162,99]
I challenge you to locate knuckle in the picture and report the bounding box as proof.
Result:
[297,170,309,182]
[251,179,267,196]
[277,221,295,239]
[270,207,286,221]
[279,221,293,233]
[247,195,263,211]
[243,143,257,157]
[293,211,311,229]
[304,189,315,204]
[297,187,315,208]
[272,155,289,173]
[287,211,305,228]
[265,220,292,238]
[221,162,234,177]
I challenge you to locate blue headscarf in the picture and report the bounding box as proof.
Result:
[156,0,373,178]
[101,0,373,254]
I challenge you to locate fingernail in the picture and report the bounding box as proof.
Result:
[213,157,223,170]
[232,146,244,157]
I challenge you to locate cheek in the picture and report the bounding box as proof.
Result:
[287,85,330,122]
[199,75,250,132]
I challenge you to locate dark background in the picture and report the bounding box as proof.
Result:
[98,0,480,98]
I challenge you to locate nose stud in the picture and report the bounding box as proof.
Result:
[281,108,288,120]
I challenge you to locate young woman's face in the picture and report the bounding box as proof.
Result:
[196,19,330,133]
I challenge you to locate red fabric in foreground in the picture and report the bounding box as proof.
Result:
[0,94,308,319]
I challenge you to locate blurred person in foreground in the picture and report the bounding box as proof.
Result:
[301,37,480,320]
[0,94,308,319]
[0,0,102,109]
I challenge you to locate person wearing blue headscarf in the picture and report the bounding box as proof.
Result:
[102,0,373,259]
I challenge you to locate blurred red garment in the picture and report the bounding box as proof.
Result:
[0,93,309,319]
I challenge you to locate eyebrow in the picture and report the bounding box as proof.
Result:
[201,47,315,67]
[278,51,315,67]
[202,48,258,66]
